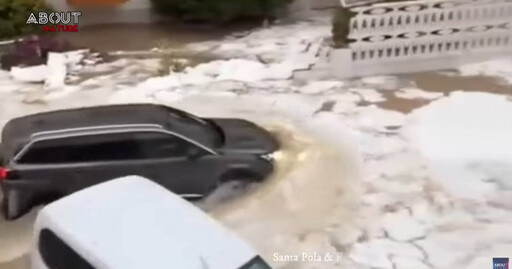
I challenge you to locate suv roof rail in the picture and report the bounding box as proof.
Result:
[30,124,164,140]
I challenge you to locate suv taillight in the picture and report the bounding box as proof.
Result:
[0,168,9,180]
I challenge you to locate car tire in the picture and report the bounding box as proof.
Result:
[203,170,260,197]
[0,197,6,220]
[219,169,262,185]
[0,143,4,165]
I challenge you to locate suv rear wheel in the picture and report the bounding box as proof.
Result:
[200,170,262,208]
[219,169,262,185]
[1,190,21,220]
[0,143,4,166]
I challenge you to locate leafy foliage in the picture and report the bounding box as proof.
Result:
[0,0,52,39]
[151,0,292,23]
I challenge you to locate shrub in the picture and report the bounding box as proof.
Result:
[0,0,52,40]
[151,0,292,23]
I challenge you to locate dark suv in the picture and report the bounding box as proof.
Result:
[0,104,278,220]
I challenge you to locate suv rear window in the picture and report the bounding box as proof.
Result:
[17,131,206,164]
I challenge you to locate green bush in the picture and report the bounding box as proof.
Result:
[0,0,52,40]
[151,0,292,23]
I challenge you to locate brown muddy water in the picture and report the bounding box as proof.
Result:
[0,210,37,269]
[0,256,29,269]
[366,72,512,113]
[204,125,359,268]
[57,22,257,52]
[0,124,357,269]
[0,89,359,269]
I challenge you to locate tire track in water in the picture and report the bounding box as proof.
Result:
[200,124,360,268]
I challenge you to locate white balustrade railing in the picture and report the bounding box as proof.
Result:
[329,0,512,78]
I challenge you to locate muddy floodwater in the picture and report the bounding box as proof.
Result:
[0,85,359,269]
[203,125,359,267]
[0,211,36,269]
[58,22,258,52]
[0,125,357,269]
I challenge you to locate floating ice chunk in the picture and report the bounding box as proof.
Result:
[416,230,478,268]
[395,88,444,100]
[45,53,67,89]
[137,75,181,91]
[217,42,248,52]
[0,71,24,93]
[206,81,247,93]
[10,65,49,83]
[356,105,406,130]
[153,90,185,103]
[177,71,213,86]
[393,257,430,269]
[215,59,292,82]
[361,76,399,88]
[349,241,393,269]
[44,85,81,100]
[193,61,223,77]
[350,88,386,103]
[406,91,512,162]
[382,210,427,241]
[458,59,512,84]
[298,81,344,94]
[215,60,265,82]
[64,50,88,66]
[108,89,154,104]
[265,62,294,80]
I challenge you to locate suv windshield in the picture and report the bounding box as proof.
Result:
[239,256,272,269]
[168,110,225,145]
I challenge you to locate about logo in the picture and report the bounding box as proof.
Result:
[26,12,82,32]
[494,258,509,269]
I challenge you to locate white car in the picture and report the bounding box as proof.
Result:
[31,176,272,269]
